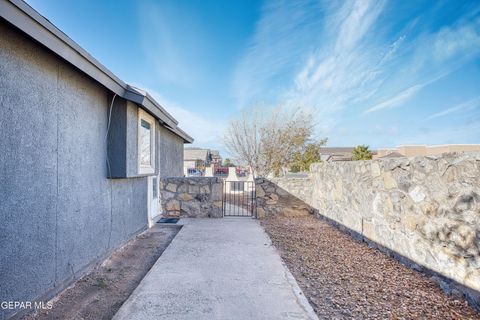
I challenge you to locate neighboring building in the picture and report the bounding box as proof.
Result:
[320,147,356,162]
[378,151,405,159]
[0,1,192,319]
[183,148,213,174]
[374,144,480,159]
[210,150,222,166]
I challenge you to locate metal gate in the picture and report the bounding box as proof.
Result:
[223,181,256,217]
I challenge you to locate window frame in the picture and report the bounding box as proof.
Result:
[137,108,156,175]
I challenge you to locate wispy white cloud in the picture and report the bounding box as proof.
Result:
[234,0,388,116]
[287,0,388,122]
[364,18,480,115]
[433,18,480,62]
[380,35,406,64]
[390,120,480,146]
[364,72,450,113]
[134,86,226,148]
[166,104,226,147]
[333,1,385,52]
[427,96,480,119]
[232,0,325,107]
[232,0,480,145]
[364,83,423,113]
[137,2,207,88]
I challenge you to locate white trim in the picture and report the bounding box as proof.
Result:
[138,108,156,175]
[147,176,161,227]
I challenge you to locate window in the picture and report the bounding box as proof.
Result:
[138,109,155,174]
[140,120,151,166]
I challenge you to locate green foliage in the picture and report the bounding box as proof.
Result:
[290,139,327,172]
[352,145,373,160]
[223,158,235,167]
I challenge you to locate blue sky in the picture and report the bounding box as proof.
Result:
[28,0,480,155]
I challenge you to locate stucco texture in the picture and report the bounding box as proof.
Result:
[0,20,148,319]
[158,126,184,178]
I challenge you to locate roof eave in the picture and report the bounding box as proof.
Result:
[166,125,194,143]
[1,0,193,143]
[0,0,127,96]
[123,88,177,129]
[144,91,178,125]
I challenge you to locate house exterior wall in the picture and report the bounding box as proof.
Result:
[158,126,184,177]
[0,20,150,319]
[106,98,162,178]
[106,97,128,178]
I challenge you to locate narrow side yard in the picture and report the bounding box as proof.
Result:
[261,215,479,319]
[23,224,180,320]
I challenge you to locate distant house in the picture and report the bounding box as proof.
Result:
[210,150,223,166]
[0,1,192,318]
[184,148,212,174]
[320,147,356,162]
[374,144,480,159]
[378,151,405,159]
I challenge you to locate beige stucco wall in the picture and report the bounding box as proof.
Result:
[427,145,480,155]
[376,145,480,158]
[397,145,427,156]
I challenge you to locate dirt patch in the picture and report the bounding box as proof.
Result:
[22,224,180,320]
[261,215,479,319]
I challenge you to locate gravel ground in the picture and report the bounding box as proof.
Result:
[261,215,479,320]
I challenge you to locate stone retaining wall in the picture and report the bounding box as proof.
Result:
[255,178,315,218]
[160,177,223,218]
[256,153,480,308]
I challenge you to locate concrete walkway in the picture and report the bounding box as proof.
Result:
[113,218,318,320]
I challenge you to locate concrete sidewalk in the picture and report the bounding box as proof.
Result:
[113,218,318,320]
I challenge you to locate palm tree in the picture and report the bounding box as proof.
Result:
[352,145,373,160]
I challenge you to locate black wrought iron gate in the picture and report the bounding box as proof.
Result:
[223,181,256,217]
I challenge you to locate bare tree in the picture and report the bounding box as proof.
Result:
[224,105,321,177]
[223,107,263,176]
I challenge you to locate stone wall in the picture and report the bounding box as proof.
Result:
[255,178,315,218]
[160,177,223,218]
[256,153,480,308]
